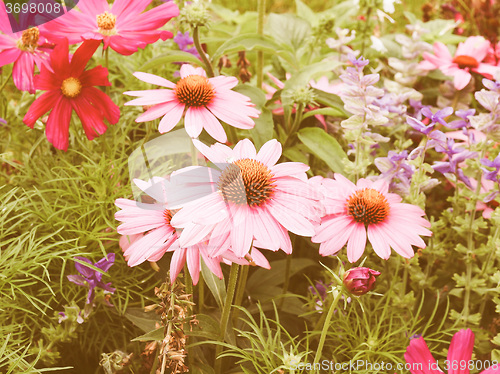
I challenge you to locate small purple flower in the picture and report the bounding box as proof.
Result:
[406,116,434,135]
[68,254,116,305]
[481,153,500,183]
[483,78,500,93]
[421,106,453,126]
[0,118,6,126]
[446,109,475,129]
[309,281,330,302]
[174,31,200,59]
[348,54,369,69]
[432,148,477,189]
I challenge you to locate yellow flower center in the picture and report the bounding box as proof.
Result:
[174,75,215,107]
[61,77,82,98]
[97,11,117,35]
[218,159,275,207]
[453,55,479,69]
[346,188,390,225]
[18,27,39,51]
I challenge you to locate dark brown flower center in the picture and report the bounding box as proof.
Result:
[19,27,39,51]
[453,55,479,69]
[61,77,82,98]
[346,188,390,225]
[97,11,117,35]
[175,75,215,107]
[218,159,275,207]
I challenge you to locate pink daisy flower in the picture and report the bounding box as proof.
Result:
[124,65,260,142]
[0,14,52,94]
[311,174,431,263]
[420,36,500,90]
[404,329,500,374]
[115,177,269,284]
[23,38,120,151]
[169,138,322,258]
[42,0,179,55]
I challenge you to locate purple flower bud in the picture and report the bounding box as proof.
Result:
[343,267,381,296]
[421,106,453,126]
[407,116,434,135]
[348,54,369,68]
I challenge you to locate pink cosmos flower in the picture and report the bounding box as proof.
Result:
[420,36,500,90]
[42,0,179,55]
[311,174,432,263]
[23,38,120,151]
[0,6,52,94]
[404,329,500,374]
[124,65,260,142]
[115,177,269,284]
[168,138,323,258]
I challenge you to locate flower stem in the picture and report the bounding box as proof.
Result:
[0,70,13,94]
[313,289,342,371]
[198,273,205,314]
[232,264,249,324]
[214,264,239,374]
[193,26,215,78]
[190,139,198,166]
[283,103,304,148]
[104,47,110,96]
[256,0,266,89]
[278,251,293,310]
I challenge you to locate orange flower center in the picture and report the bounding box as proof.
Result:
[61,77,82,98]
[346,188,390,225]
[18,27,39,51]
[97,11,117,35]
[453,55,479,69]
[218,159,275,207]
[164,209,173,225]
[174,75,215,107]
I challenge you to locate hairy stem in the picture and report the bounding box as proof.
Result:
[214,265,239,374]
[193,26,215,78]
[256,0,266,88]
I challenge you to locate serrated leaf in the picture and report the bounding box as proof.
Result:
[201,261,226,308]
[139,51,202,71]
[124,308,161,333]
[297,127,349,173]
[295,0,316,26]
[132,327,164,342]
[266,13,311,51]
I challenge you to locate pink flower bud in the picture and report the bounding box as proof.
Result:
[343,267,381,296]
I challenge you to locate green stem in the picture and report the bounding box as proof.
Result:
[232,264,249,324]
[105,47,110,96]
[462,160,484,323]
[256,0,266,88]
[313,289,342,371]
[190,140,198,166]
[283,103,304,148]
[198,273,205,314]
[410,137,429,204]
[360,5,372,56]
[0,70,13,94]
[401,260,408,300]
[214,265,240,374]
[193,26,215,78]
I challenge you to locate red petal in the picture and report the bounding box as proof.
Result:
[80,66,110,87]
[45,97,72,151]
[71,95,108,140]
[70,39,102,77]
[23,90,61,128]
[82,87,120,124]
[49,38,70,78]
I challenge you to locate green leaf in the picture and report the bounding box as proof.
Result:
[265,13,311,51]
[233,84,274,149]
[246,258,317,294]
[211,33,291,64]
[123,308,161,333]
[201,261,226,308]
[294,0,316,26]
[132,327,164,342]
[297,127,350,173]
[139,51,202,71]
[188,314,220,340]
[302,107,346,120]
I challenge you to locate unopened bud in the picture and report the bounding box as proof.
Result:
[343,267,380,296]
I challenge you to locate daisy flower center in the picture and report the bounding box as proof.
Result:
[346,188,390,225]
[97,11,117,35]
[174,75,215,107]
[164,209,173,225]
[453,55,479,69]
[218,158,275,207]
[61,77,82,98]
[18,27,39,51]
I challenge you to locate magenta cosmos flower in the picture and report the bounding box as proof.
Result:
[169,138,322,258]
[124,65,260,142]
[42,0,179,55]
[0,19,52,94]
[311,174,431,263]
[420,36,500,90]
[23,38,120,151]
[405,329,500,374]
